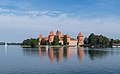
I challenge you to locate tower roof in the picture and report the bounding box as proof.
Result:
[78,32,84,37]
[49,31,54,36]
[56,30,61,36]
[38,34,42,39]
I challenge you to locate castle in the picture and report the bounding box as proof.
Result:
[38,30,84,46]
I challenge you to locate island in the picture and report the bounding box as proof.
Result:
[21,30,120,48]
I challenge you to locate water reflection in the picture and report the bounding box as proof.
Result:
[84,49,115,60]
[5,46,8,55]
[89,50,109,60]
[22,47,120,63]
[39,48,42,60]
[48,48,54,63]
[77,47,84,61]
[63,47,70,60]
[23,48,39,57]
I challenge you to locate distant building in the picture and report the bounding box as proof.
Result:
[38,30,84,46]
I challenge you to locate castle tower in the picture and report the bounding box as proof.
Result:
[66,34,70,44]
[56,30,61,37]
[77,32,84,45]
[48,31,54,43]
[38,34,42,45]
[56,30,62,40]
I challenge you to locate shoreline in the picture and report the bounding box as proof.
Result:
[21,44,115,48]
[21,45,78,48]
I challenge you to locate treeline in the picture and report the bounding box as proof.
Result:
[84,33,120,47]
[110,39,120,44]
[0,42,5,45]
[22,38,39,48]
[7,43,21,45]
[0,42,21,45]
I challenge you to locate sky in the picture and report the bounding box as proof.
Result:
[0,0,120,42]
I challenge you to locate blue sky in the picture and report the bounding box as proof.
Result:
[0,0,120,42]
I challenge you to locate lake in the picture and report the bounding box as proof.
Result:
[0,45,120,74]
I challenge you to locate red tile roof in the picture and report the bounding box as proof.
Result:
[56,30,61,36]
[78,32,84,37]
[38,34,42,39]
[49,31,54,36]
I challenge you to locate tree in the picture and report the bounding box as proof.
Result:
[41,38,45,45]
[97,35,103,44]
[63,35,68,45]
[30,38,38,48]
[22,38,38,48]
[22,39,31,45]
[102,36,109,46]
[88,33,95,45]
[84,37,88,44]
[40,38,48,45]
[52,36,60,45]
[109,39,114,47]
[87,33,110,47]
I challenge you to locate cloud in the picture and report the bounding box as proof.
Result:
[0,8,10,12]
[0,8,65,16]
[0,8,120,42]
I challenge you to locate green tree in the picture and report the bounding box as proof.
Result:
[41,38,48,45]
[88,33,95,45]
[63,35,68,45]
[109,39,114,47]
[22,39,31,45]
[97,35,103,44]
[84,37,88,44]
[88,33,110,47]
[22,38,38,48]
[30,38,38,48]
[41,38,46,45]
[52,36,60,45]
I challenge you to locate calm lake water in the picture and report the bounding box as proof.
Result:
[0,45,120,74]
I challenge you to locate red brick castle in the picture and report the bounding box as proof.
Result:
[38,30,84,46]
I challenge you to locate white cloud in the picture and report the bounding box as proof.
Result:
[0,8,120,42]
[0,8,65,17]
[0,8,10,12]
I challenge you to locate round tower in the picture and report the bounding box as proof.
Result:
[48,31,54,43]
[56,30,62,40]
[66,34,70,44]
[56,30,61,36]
[77,32,84,45]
